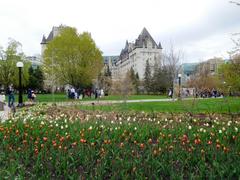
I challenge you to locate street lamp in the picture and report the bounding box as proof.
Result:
[178,73,182,100]
[16,61,24,107]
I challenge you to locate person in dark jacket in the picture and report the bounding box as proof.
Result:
[7,84,15,108]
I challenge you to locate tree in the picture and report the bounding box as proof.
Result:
[0,39,30,88]
[97,65,112,95]
[110,71,134,98]
[43,26,103,88]
[152,63,172,94]
[163,43,182,97]
[187,58,223,95]
[28,66,44,91]
[219,55,240,92]
[129,67,140,94]
[143,60,152,94]
[218,29,240,93]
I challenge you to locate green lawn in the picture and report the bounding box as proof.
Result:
[79,97,240,113]
[11,94,240,114]
[22,93,167,102]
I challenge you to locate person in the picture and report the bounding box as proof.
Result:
[95,88,98,99]
[168,88,173,98]
[7,84,15,108]
[70,87,75,99]
[100,89,104,98]
[67,89,71,99]
[27,88,32,102]
[31,90,37,102]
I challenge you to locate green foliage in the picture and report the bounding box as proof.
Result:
[143,60,152,94]
[0,39,30,88]
[129,67,140,94]
[219,55,240,92]
[43,26,103,88]
[28,66,44,91]
[152,63,172,94]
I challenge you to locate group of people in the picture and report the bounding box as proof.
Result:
[195,89,224,98]
[67,87,105,100]
[67,87,79,99]
[168,88,224,99]
[5,85,37,108]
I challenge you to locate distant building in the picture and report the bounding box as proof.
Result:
[196,57,225,76]
[182,63,198,77]
[26,55,42,68]
[103,56,119,66]
[40,25,65,58]
[179,63,198,85]
[110,28,163,80]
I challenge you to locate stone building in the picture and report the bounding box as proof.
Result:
[40,25,65,58]
[110,28,163,80]
[41,26,163,81]
[26,55,42,68]
[196,57,225,76]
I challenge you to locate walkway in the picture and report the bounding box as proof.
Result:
[0,104,11,122]
[49,98,182,106]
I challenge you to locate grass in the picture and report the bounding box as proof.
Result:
[22,93,167,102]
[79,97,240,113]
[7,93,240,114]
[0,104,239,179]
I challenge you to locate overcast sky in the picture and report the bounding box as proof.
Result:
[0,0,239,63]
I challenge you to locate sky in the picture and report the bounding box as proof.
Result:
[0,0,239,63]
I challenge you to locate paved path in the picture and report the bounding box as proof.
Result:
[49,98,185,106]
[0,104,11,122]
[48,97,218,106]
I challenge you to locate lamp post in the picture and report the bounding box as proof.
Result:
[178,73,181,100]
[16,62,24,107]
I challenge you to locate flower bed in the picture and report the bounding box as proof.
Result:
[0,105,239,179]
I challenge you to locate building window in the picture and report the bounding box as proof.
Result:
[210,64,215,72]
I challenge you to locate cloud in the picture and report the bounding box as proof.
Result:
[0,0,239,62]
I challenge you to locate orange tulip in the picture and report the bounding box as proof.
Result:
[194,138,201,145]
[43,137,48,142]
[223,147,229,153]
[216,144,221,149]
[72,142,77,147]
[34,148,39,155]
[23,140,27,145]
[207,140,212,145]
[80,138,86,143]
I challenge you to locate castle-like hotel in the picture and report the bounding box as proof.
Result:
[41,26,163,80]
[106,28,162,80]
